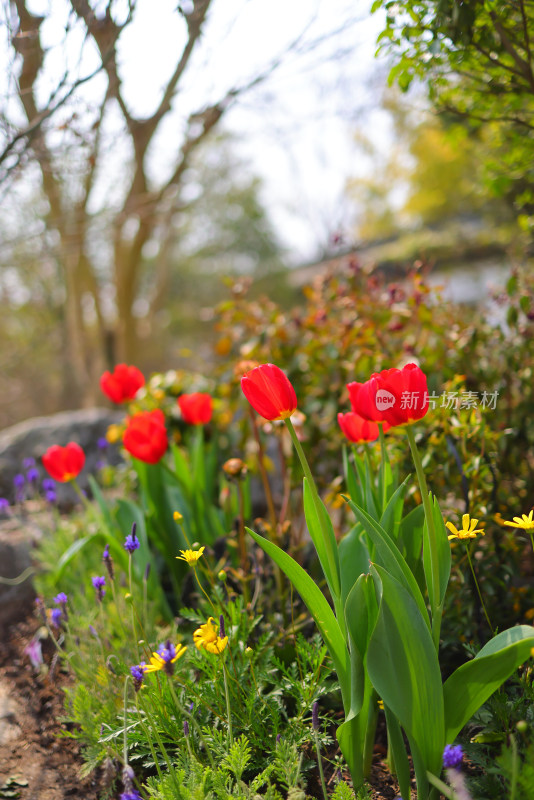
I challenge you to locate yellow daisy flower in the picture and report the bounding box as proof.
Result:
[143,640,187,675]
[445,513,484,541]
[502,510,534,530]
[193,616,228,655]
[176,546,205,566]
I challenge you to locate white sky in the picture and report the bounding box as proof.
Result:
[2,0,390,262]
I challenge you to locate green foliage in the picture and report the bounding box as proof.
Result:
[215,263,534,638]
[248,399,534,797]
[348,89,515,242]
[372,1,534,223]
[143,736,289,800]
[330,780,358,800]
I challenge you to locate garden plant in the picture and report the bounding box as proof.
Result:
[3,265,534,800]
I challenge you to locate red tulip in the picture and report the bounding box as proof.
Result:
[100,364,145,404]
[123,409,168,464]
[241,363,297,421]
[337,411,390,443]
[42,442,85,482]
[347,375,387,423]
[177,393,213,425]
[349,363,428,427]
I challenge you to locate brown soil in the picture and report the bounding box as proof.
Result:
[0,615,105,800]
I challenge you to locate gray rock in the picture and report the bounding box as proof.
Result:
[0,407,123,506]
[0,519,35,635]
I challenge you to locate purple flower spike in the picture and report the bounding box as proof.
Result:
[102,544,115,580]
[27,467,39,483]
[130,663,146,692]
[50,608,62,629]
[54,592,69,621]
[183,719,189,736]
[443,744,464,770]
[42,478,56,492]
[219,613,226,639]
[97,437,109,450]
[0,498,10,513]
[119,792,141,800]
[92,575,106,602]
[14,474,25,502]
[312,701,320,731]
[45,490,57,504]
[123,523,140,554]
[23,457,36,470]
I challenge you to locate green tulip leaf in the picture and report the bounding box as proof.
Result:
[345,497,430,630]
[303,478,340,600]
[246,527,350,705]
[366,564,444,775]
[343,446,363,507]
[443,625,534,742]
[338,524,370,607]
[384,705,411,800]
[422,493,451,607]
[379,475,410,547]
[398,504,425,592]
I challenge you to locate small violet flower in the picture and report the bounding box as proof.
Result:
[54,592,68,620]
[143,639,187,676]
[130,663,146,692]
[0,498,10,513]
[312,701,320,731]
[42,478,56,492]
[92,575,106,602]
[22,457,36,470]
[443,744,464,770]
[50,608,62,629]
[123,523,140,554]
[27,467,40,483]
[102,544,115,580]
[13,473,25,502]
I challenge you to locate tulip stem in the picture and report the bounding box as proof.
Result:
[284,418,341,603]
[247,408,287,621]
[378,423,388,513]
[405,425,442,649]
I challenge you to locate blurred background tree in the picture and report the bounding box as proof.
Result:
[372,0,534,231]
[0,0,358,421]
[348,89,515,243]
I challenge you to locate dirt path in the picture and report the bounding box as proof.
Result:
[0,617,104,800]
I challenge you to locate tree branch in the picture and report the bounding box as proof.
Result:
[489,10,534,92]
